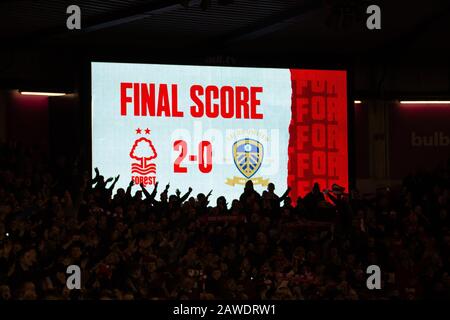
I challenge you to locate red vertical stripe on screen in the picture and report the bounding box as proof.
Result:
[288,69,348,200]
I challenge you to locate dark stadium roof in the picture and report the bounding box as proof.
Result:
[0,0,449,95]
[1,0,449,53]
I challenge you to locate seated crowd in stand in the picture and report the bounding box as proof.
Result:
[0,143,449,300]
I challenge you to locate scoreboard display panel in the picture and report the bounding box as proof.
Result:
[91,62,348,202]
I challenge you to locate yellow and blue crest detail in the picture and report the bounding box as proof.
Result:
[232,138,264,179]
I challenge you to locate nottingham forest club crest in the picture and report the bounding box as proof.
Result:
[226,138,269,187]
[130,128,157,186]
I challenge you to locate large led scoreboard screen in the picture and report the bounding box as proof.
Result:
[91,62,348,202]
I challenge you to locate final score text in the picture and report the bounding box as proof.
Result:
[120,83,264,119]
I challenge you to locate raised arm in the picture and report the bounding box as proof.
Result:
[278,186,292,203]
[126,180,134,198]
[141,182,158,201]
[107,175,120,191]
[179,187,193,203]
[91,167,100,185]
[325,190,338,205]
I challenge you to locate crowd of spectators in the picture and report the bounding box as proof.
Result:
[1,142,449,300]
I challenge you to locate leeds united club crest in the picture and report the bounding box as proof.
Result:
[226,138,269,186]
